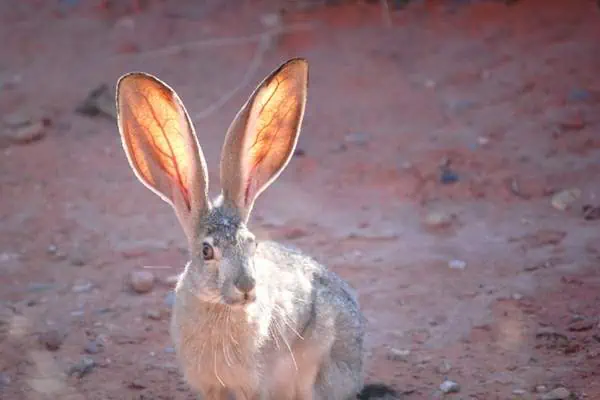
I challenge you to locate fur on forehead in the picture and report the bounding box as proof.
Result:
[198,203,247,244]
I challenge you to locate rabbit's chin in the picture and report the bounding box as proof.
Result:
[193,289,224,305]
[222,294,256,310]
[193,290,252,310]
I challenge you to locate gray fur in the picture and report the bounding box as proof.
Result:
[172,201,367,399]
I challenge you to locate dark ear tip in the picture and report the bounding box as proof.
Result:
[286,57,308,65]
[280,58,309,87]
[280,58,309,73]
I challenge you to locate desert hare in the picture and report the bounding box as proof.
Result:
[115,58,396,399]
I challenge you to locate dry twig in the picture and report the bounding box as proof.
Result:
[193,33,272,121]
[110,22,315,121]
[110,22,314,61]
[380,0,393,28]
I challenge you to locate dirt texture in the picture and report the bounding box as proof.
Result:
[1,0,600,399]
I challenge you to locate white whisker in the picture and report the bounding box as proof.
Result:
[278,319,298,372]
[214,350,225,387]
[273,304,304,340]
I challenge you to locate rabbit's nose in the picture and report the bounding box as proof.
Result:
[234,274,256,295]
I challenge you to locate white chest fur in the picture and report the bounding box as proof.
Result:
[171,299,265,393]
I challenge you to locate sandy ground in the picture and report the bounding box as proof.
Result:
[1,0,600,399]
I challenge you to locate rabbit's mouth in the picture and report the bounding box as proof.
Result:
[222,292,256,309]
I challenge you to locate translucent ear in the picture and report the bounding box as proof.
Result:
[116,72,210,239]
[219,58,308,222]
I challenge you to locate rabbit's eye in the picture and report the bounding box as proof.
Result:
[202,243,214,261]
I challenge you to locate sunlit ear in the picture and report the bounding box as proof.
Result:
[116,72,210,239]
[219,58,308,222]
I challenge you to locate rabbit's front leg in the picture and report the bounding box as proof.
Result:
[294,360,320,400]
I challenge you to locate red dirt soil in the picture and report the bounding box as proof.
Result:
[1,0,599,399]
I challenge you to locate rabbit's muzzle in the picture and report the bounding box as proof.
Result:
[222,269,257,307]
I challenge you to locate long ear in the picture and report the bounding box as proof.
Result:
[219,58,308,222]
[116,72,210,241]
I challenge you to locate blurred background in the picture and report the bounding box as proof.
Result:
[1,0,599,398]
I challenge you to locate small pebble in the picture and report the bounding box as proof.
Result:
[387,347,411,362]
[144,309,162,320]
[72,282,94,293]
[46,244,58,255]
[423,210,455,229]
[512,293,524,301]
[4,120,48,144]
[477,136,490,146]
[448,259,467,270]
[68,357,96,378]
[164,274,179,285]
[439,380,460,394]
[39,329,65,351]
[440,168,459,184]
[84,340,101,354]
[130,270,155,294]
[541,387,571,400]
[551,188,581,211]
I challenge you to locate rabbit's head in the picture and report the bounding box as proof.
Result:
[115,59,308,307]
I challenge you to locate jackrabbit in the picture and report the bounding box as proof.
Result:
[115,58,397,399]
